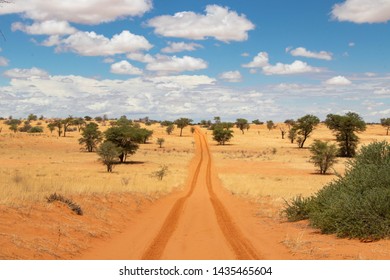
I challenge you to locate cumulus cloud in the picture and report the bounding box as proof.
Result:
[147,5,255,42]
[289,47,333,60]
[263,60,322,75]
[127,53,155,63]
[110,60,143,75]
[4,67,49,79]
[12,20,77,35]
[55,30,152,56]
[219,71,242,82]
[0,0,153,24]
[332,0,390,23]
[242,52,269,68]
[325,75,352,85]
[146,55,207,74]
[161,42,203,53]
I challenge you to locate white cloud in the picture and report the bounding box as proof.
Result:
[56,30,152,56]
[219,71,242,82]
[242,52,269,68]
[263,60,322,75]
[146,55,207,74]
[325,75,352,85]
[127,53,155,63]
[147,5,255,42]
[289,47,332,60]
[4,67,49,79]
[0,56,9,66]
[12,20,77,35]
[110,60,143,75]
[161,42,203,53]
[349,42,355,47]
[0,0,152,24]
[332,0,390,23]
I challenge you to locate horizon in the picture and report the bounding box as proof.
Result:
[0,1,389,122]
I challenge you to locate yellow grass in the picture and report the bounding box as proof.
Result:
[0,122,194,206]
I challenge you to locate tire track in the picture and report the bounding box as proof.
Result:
[141,132,203,260]
[200,132,261,259]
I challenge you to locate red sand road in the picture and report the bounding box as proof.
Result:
[80,129,289,260]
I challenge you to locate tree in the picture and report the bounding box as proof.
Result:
[266,120,275,131]
[157,138,165,148]
[6,118,21,133]
[325,112,366,157]
[166,124,175,135]
[309,140,338,174]
[190,126,196,134]
[175,118,193,137]
[78,122,103,152]
[47,122,56,134]
[73,117,86,132]
[84,116,92,121]
[62,116,74,137]
[212,125,234,145]
[97,141,119,172]
[235,118,249,134]
[252,119,263,125]
[293,114,320,148]
[381,118,390,135]
[27,114,38,122]
[104,125,140,163]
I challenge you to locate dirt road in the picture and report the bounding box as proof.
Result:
[81,129,261,260]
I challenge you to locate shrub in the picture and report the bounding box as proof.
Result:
[151,165,169,180]
[46,193,83,215]
[284,141,390,240]
[282,195,314,222]
[27,126,44,133]
[309,140,338,174]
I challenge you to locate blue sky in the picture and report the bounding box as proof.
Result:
[0,0,389,122]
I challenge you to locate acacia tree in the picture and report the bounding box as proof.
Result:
[175,118,193,137]
[62,116,74,137]
[104,125,140,163]
[325,112,366,157]
[293,114,320,148]
[266,120,275,131]
[97,141,119,172]
[51,119,63,137]
[381,118,390,135]
[235,118,249,134]
[212,124,234,145]
[78,122,103,152]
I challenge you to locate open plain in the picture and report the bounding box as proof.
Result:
[0,121,389,260]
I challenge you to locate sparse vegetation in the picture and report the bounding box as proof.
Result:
[236,118,249,134]
[309,140,338,174]
[380,118,390,136]
[157,137,165,148]
[175,118,193,137]
[78,122,103,152]
[292,114,320,148]
[151,165,169,180]
[97,141,120,172]
[46,193,83,215]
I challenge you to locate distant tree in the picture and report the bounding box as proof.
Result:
[97,141,119,172]
[84,116,92,121]
[62,116,74,137]
[252,119,263,125]
[47,122,56,134]
[236,118,249,134]
[133,128,153,144]
[28,126,44,133]
[381,118,390,135]
[325,112,366,157]
[280,127,286,139]
[166,124,175,135]
[51,119,63,137]
[175,118,193,137]
[79,122,103,152]
[212,124,234,145]
[19,121,32,132]
[266,120,275,131]
[190,126,196,134]
[160,120,173,127]
[288,127,297,144]
[284,119,295,130]
[73,117,86,132]
[214,116,221,124]
[309,140,338,174]
[293,114,320,148]
[9,123,18,133]
[157,138,165,148]
[116,115,132,127]
[27,114,38,122]
[94,116,103,123]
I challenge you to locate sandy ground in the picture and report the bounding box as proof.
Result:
[0,121,390,259]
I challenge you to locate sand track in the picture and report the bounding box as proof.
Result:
[81,128,260,260]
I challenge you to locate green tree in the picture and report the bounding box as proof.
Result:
[47,122,56,134]
[266,120,275,131]
[157,138,165,148]
[97,141,119,172]
[212,125,234,145]
[325,112,366,157]
[309,140,338,174]
[175,118,193,137]
[28,126,44,133]
[381,118,390,136]
[293,114,320,148]
[236,118,249,134]
[104,125,140,163]
[27,114,38,122]
[62,116,74,137]
[73,117,86,132]
[78,122,103,152]
[5,118,21,133]
[252,119,263,125]
[166,124,175,135]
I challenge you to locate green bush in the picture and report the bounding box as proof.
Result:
[283,141,390,240]
[282,195,314,222]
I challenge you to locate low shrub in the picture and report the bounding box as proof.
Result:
[283,141,390,240]
[46,193,83,215]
